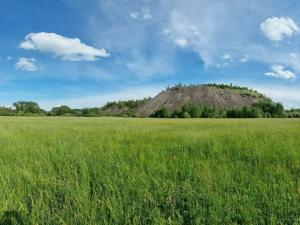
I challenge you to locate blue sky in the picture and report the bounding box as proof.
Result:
[1,0,300,109]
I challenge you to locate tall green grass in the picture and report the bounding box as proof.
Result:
[0,117,299,224]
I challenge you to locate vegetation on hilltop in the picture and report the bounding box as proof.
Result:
[166,83,265,98]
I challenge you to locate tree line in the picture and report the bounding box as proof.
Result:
[0,101,104,117]
[0,99,299,118]
[151,101,298,118]
[0,100,149,117]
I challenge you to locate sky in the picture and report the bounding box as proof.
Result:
[1,0,300,109]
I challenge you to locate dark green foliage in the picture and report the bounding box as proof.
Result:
[50,105,73,116]
[253,101,285,117]
[101,98,151,117]
[152,101,285,118]
[103,98,151,110]
[13,101,45,115]
[0,107,15,116]
[226,107,263,118]
[286,108,300,118]
[181,103,202,118]
[0,210,25,225]
[151,107,171,118]
[170,103,223,118]
[77,108,103,117]
[201,106,222,118]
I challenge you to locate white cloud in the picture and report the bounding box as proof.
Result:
[20,32,109,61]
[265,64,296,80]
[62,0,300,77]
[260,17,299,41]
[15,58,39,71]
[175,38,188,47]
[6,56,13,61]
[216,54,234,67]
[160,1,300,72]
[240,54,248,63]
[130,7,152,20]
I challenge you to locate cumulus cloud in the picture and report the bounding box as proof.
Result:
[130,7,152,20]
[15,58,39,71]
[20,32,109,61]
[260,17,299,41]
[265,64,296,80]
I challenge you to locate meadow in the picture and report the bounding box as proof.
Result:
[0,117,299,225]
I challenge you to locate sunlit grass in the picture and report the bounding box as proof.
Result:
[0,117,299,224]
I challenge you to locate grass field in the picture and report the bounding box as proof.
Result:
[0,117,299,225]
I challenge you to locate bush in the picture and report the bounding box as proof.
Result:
[182,111,191,118]
[50,105,73,116]
[151,107,171,118]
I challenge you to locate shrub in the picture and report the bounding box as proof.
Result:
[151,107,171,118]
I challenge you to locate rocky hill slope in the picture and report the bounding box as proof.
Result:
[136,84,268,117]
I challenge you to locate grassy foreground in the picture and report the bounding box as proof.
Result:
[0,117,299,225]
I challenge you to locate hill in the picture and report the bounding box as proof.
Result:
[136,84,269,117]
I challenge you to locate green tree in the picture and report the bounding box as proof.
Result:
[151,107,171,118]
[13,101,43,114]
[50,105,73,116]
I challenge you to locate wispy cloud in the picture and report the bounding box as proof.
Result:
[265,64,296,80]
[161,0,300,74]
[130,7,152,20]
[15,58,39,71]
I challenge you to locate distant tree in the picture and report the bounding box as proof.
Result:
[151,107,171,118]
[253,101,285,117]
[185,103,202,118]
[202,106,218,118]
[286,108,300,118]
[50,105,73,116]
[174,103,202,118]
[182,111,191,118]
[0,106,15,116]
[13,101,43,114]
[80,108,103,117]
